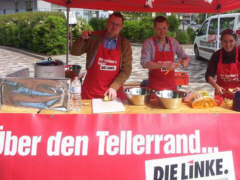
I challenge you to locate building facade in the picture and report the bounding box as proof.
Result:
[0,0,49,14]
[0,0,109,21]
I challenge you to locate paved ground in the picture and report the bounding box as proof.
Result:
[0,44,214,94]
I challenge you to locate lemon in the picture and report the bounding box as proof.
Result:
[104,96,110,101]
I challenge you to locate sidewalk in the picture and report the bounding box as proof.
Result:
[0,45,214,94]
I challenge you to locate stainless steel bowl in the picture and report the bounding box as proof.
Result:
[124,87,150,106]
[155,90,186,109]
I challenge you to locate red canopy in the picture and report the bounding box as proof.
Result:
[44,0,240,13]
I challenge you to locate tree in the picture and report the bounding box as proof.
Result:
[167,14,180,32]
[121,12,152,21]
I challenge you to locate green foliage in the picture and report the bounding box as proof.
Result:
[32,16,66,55]
[167,31,176,38]
[167,14,181,32]
[89,17,106,31]
[187,27,195,43]
[139,17,154,41]
[121,20,141,42]
[122,12,152,21]
[71,18,93,42]
[195,14,207,24]
[232,10,240,13]
[121,17,154,42]
[0,11,66,55]
[176,30,190,44]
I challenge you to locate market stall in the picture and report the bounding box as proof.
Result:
[1,0,240,180]
[0,88,240,180]
[0,101,240,180]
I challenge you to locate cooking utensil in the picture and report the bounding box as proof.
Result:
[155,90,186,109]
[124,87,150,106]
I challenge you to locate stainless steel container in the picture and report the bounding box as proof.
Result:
[1,77,71,111]
[155,90,186,109]
[34,57,65,79]
[124,87,150,106]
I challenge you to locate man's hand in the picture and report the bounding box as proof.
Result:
[81,30,92,40]
[160,61,179,71]
[179,57,190,68]
[104,88,117,100]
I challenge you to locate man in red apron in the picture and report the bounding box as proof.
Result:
[71,12,132,100]
[140,16,190,91]
[148,37,176,90]
[206,29,240,99]
[82,34,124,99]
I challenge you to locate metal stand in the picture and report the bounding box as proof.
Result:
[66,6,70,65]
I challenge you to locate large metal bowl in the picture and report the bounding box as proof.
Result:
[124,87,150,106]
[155,90,187,109]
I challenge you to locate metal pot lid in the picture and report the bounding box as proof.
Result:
[36,57,63,66]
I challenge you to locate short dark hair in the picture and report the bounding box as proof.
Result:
[221,29,237,41]
[154,16,168,26]
[109,12,124,24]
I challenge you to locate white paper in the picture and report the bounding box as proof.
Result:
[92,98,125,113]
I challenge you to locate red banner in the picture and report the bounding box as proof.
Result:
[0,113,239,180]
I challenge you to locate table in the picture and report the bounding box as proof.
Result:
[0,100,239,180]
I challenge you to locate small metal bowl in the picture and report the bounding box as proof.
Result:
[155,90,186,109]
[124,87,150,106]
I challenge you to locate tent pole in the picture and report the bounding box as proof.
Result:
[66,6,70,65]
[216,13,220,50]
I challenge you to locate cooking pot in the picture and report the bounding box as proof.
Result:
[34,57,65,79]
[65,64,82,80]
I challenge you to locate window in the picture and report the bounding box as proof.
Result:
[208,18,218,35]
[220,17,235,33]
[15,1,19,12]
[25,0,33,11]
[198,20,208,36]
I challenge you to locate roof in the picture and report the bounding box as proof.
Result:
[44,0,240,13]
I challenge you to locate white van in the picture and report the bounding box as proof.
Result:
[194,13,240,60]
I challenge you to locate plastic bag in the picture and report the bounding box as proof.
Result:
[190,91,217,109]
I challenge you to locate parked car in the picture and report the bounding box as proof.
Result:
[194,13,240,60]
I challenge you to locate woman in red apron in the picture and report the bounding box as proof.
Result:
[206,29,240,99]
[81,37,125,99]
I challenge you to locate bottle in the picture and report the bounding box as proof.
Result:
[71,76,81,111]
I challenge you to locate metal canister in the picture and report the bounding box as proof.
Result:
[34,57,65,79]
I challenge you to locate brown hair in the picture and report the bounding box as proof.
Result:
[109,12,124,24]
[154,16,168,26]
[221,29,237,41]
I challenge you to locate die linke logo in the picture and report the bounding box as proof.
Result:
[145,151,235,180]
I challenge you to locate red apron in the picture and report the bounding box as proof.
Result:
[148,37,176,91]
[82,38,125,99]
[216,47,240,98]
